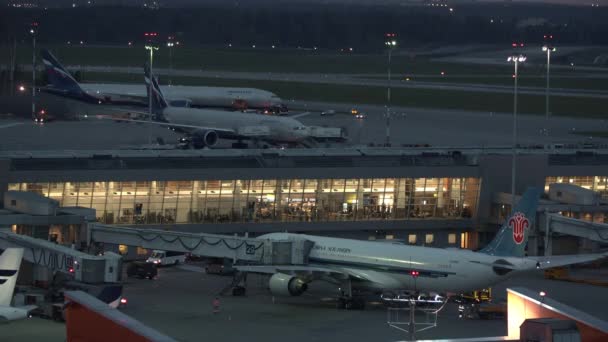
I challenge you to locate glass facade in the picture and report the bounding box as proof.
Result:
[9,177,480,225]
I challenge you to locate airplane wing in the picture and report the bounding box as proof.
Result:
[234,265,348,278]
[530,252,608,269]
[95,115,238,135]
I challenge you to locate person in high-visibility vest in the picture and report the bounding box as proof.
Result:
[212,297,220,314]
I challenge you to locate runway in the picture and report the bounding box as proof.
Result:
[21,64,608,99]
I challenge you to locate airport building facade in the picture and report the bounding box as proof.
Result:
[2,148,608,251]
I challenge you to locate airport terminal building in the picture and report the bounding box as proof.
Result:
[2,148,608,253]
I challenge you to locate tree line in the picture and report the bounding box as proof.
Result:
[1,3,608,49]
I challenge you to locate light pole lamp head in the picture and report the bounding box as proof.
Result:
[385,40,397,47]
[508,55,527,63]
[145,45,159,51]
[542,45,556,52]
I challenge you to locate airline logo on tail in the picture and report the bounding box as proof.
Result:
[509,212,529,245]
[43,59,76,83]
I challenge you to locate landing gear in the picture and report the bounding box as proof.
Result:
[337,279,365,310]
[337,295,366,310]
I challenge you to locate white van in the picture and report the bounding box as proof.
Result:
[146,250,186,266]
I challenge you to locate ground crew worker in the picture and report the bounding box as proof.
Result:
[212,297,220,314]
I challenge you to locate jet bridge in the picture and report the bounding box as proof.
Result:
[541,213,608,256]
[88,223,314,265]
[0,230,121,283]
[543,213,608,243]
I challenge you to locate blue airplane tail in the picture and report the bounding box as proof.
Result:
[40,49,84,94]
[479,187,542,257]
[144,63,168,111]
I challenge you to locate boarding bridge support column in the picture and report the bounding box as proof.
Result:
[544,211,552,257]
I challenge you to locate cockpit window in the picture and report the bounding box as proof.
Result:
[293,126,307,131]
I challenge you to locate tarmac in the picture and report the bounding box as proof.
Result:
[4,264,608,342]
[0,99,606,151]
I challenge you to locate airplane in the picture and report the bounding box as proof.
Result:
[0,248,36,321]
[39,50,286,113]
[40,49,313,148]
[78,83,287,114]
[140,64,313,148]
[235,188,608,309]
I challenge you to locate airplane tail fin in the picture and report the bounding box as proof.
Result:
[479,187,542,257]
[144,63,168,120]
[40,49,84,94]
[0,248,24,306]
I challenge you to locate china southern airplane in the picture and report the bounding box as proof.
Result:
[0,248,36,321]
[236,188,607,309]
[40,49,311,148]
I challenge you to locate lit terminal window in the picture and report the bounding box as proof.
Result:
[460,232,469,249]
[118,244,128,255]
[10,177,480,225]
[408,234,417,244]
[448,233,457,244]
[425,234,434,244]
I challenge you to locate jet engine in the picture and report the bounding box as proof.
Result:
[191,130,219,149]
[268,273,308,296]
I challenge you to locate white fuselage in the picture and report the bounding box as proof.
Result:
[80,83,283,109]
[261,233,538,294]
[163,107,309,143]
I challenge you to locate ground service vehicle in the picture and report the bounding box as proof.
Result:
[146,250,187,266]
[127,261,158,279]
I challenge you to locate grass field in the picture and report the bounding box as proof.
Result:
[12,44,522,74]
[80,72,608,118]
[573,131,608,138]
[365,75,608,91]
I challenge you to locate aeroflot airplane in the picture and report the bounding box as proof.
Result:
[40,49,310,148]
[78,83,286,113]
[39,51,285,113]
[236,188,608,309]
[0,248,36,321]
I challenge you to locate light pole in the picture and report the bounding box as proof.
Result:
[542,44,556,136]
[508,54,526,209]
[145,43,159,145]
[384,33,397,147]
[30,22,38,121]
[167,36,175,86]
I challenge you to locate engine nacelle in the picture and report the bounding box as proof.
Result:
[268,273,308,297]
[191,130,219,149]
